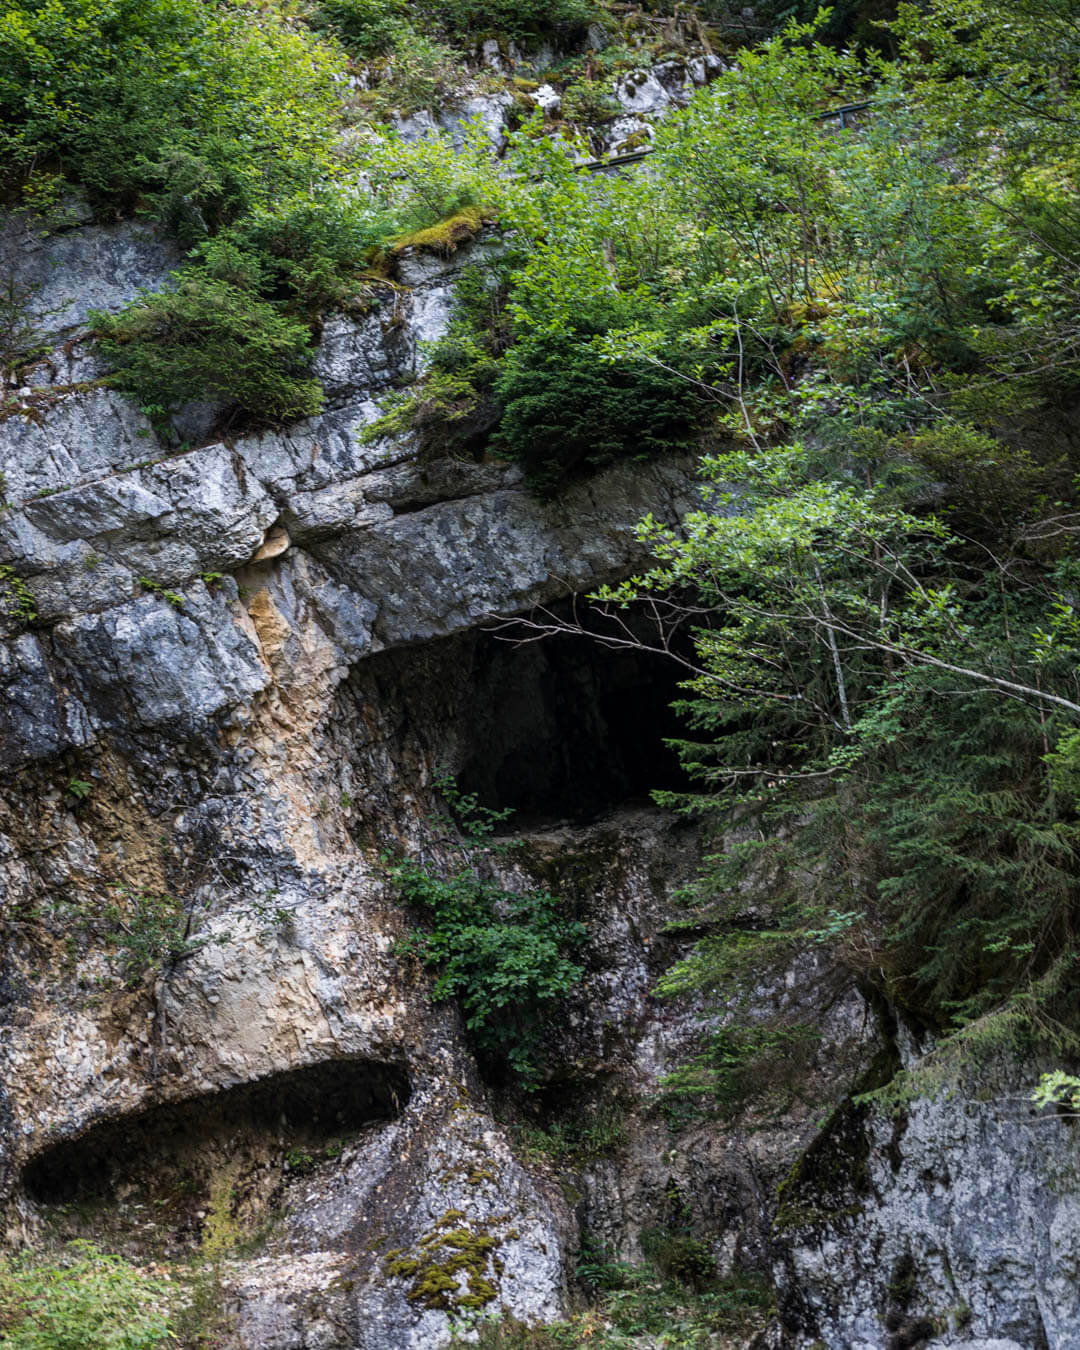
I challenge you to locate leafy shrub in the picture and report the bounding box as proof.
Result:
[53,883,290,989]
[0,0,343,223]
[575,1241,639,1294]
[200,191,388,315]
[515,1105,626,1167]
[451,1253,772,1347]
[53,884,203,988]
[100,886,201,987]
[1033,1070,1080,1112]
[375,31,466,115]
[639,1231,714,1290]
[91,274,322,423]
[560,80,619,125]
[390,777,585,1087]
[364,270,701,487]
[313,0,595,50]
[0,1241,173,1350]
[459,1315,570,1348]
[90,182,399,426]
[907,422,1056,533]
[693,0,892,46]
[309,0,407,56]
[493,334,702,492]
[0,565,37,627]
[433,0,595,43]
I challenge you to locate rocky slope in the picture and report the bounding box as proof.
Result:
[2,183,1080,1350]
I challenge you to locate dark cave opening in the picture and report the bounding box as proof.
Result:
[22,1057,410,1207]
[350,602,694,829]
[454,625,692,823]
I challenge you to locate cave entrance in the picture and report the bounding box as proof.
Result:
[23,1057,410,1219]
[348,599,693,829]
[454,624,691,824]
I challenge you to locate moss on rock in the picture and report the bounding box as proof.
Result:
[390,207,494,258]
[383,1209,511,1311]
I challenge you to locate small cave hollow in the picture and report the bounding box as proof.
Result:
[22,1056,410,1208]
[347,599,694,829]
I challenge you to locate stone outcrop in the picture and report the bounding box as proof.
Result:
[768,1061,1080,1350]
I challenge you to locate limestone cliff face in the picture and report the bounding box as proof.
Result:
[0,209,703,1346]
[2,205,1080,1350]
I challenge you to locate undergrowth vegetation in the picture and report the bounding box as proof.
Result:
[0,1241,173,1350]
[448,1253,772,1347]
[388,775,585,1088]
[91,276,324,423]
[0,0,343,222]
[512,1105,626,1167]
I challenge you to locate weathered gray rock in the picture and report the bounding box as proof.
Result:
[0,388,157,504]
[53,580,269,733]
[229,1088,573,1350]
[437,92,517,150]
[770,1069,1080,1350]
[314,452,701,650]
[313,311,409,404]
[615,69,675,116]
[2,210,178,337]
[0,632,94,764]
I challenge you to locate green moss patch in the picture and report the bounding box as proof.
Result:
[390,207,494,257]
[383,1210,512,1311]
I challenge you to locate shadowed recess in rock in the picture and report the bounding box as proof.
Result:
[349,601,692,827]
[22,1057,410,1207]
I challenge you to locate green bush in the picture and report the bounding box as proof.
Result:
[99,886,201,987]
[200,191,388,314]
[91,274,323,423]
[493,334,702,492]
[461,1258,773,1346]
[692,0,893,46]
[0,0,343,223]
[0,565,37,627]
[377,30,465,115]
[457,1317,569,1349]
[0,1242,173,1350]
[390,777,585,1087]
[309,0,406,56]
[433,0,595,43]
[312,0,596,51]
[560,80,619,125]
[88,178,399,426]
[0,0,445,428]
[0,0,390,426]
